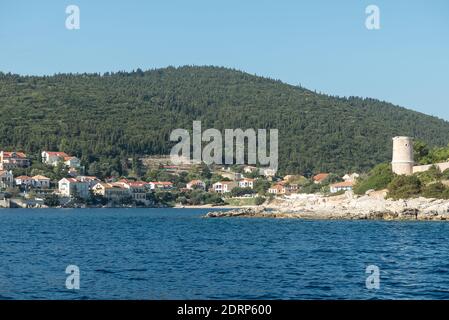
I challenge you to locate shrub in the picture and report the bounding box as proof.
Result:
[354,163,394,195]
[387,175,422,200]
[421,182,449,199]
[254,197,266,205]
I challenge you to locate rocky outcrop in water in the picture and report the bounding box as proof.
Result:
[205,191,449,221]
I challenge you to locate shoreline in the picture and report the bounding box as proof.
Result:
[205,191,449,221]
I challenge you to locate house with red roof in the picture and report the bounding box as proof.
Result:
[92,182,130,202]
[313,173,329,184]
[42,151,69,166]
[0,151,30,170]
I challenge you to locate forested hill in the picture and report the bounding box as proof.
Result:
[1,66,449,175]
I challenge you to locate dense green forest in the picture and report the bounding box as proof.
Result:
[1,66,449,176]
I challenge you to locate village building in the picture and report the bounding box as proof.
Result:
[76,176,101,189]
[343,173,360,182]
[0,170,14,189]
[243,166,258,174]
[64,156,81,168]
[268,184,286,195]
[186,180,206,190]
[313,173,329,184]
[212,181,237,193]
[42,151,69,166]
[330,181,355,193]
[261,168,276,177]
[58,178,90,199]
[238,178,255,189]
[32,175,51,188]
[117,180,148,202]
[92,182,130,202]
[148,181,174,190]
[15,175,33,187]
[0,151,30,170]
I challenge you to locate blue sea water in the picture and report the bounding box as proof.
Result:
[1,208,449,300]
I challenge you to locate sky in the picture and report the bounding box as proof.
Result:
[0,0,448,120]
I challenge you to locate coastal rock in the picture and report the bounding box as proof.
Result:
[206,192,449,221]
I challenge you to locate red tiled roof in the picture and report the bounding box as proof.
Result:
[45,151,69,157]
[15,175,32,180]
[331,181,355,188]
[151,181,173,185]
[2,151,28,158]
[313,173,329,182]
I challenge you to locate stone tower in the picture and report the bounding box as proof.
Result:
[391,136,414,175]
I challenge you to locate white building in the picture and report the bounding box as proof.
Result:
[342,173,360,182]
[58,178,90,199]
[148,181,173,190]
[330,181,354,193]
[186,180,206,190]
[212,181,237,193]
[238,178,254,189]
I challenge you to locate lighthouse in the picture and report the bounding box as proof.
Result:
[391,136,414,175]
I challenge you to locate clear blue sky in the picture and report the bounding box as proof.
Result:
[1,0,448,120]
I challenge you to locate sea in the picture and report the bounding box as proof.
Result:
[1,208,449,300]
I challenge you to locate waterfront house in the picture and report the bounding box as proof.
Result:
[15,175,33,187]
[117,180,148,202]
[0,170,14,189]
[58,178,90,199]
[313,173,329,184]
[212,181,237,193]
[330,181,355,193]
[0,151,30,170]
[268,184,286,195]
[238,178,255,189]
[92,182,131,202]
[42,151,69,166]
[186,180,206,190]
[32,175,51,188]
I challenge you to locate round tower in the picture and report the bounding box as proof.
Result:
[392,136,414,175]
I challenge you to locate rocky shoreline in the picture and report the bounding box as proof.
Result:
[205,190,449,221]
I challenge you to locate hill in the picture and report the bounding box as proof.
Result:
[1,66,449,176]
